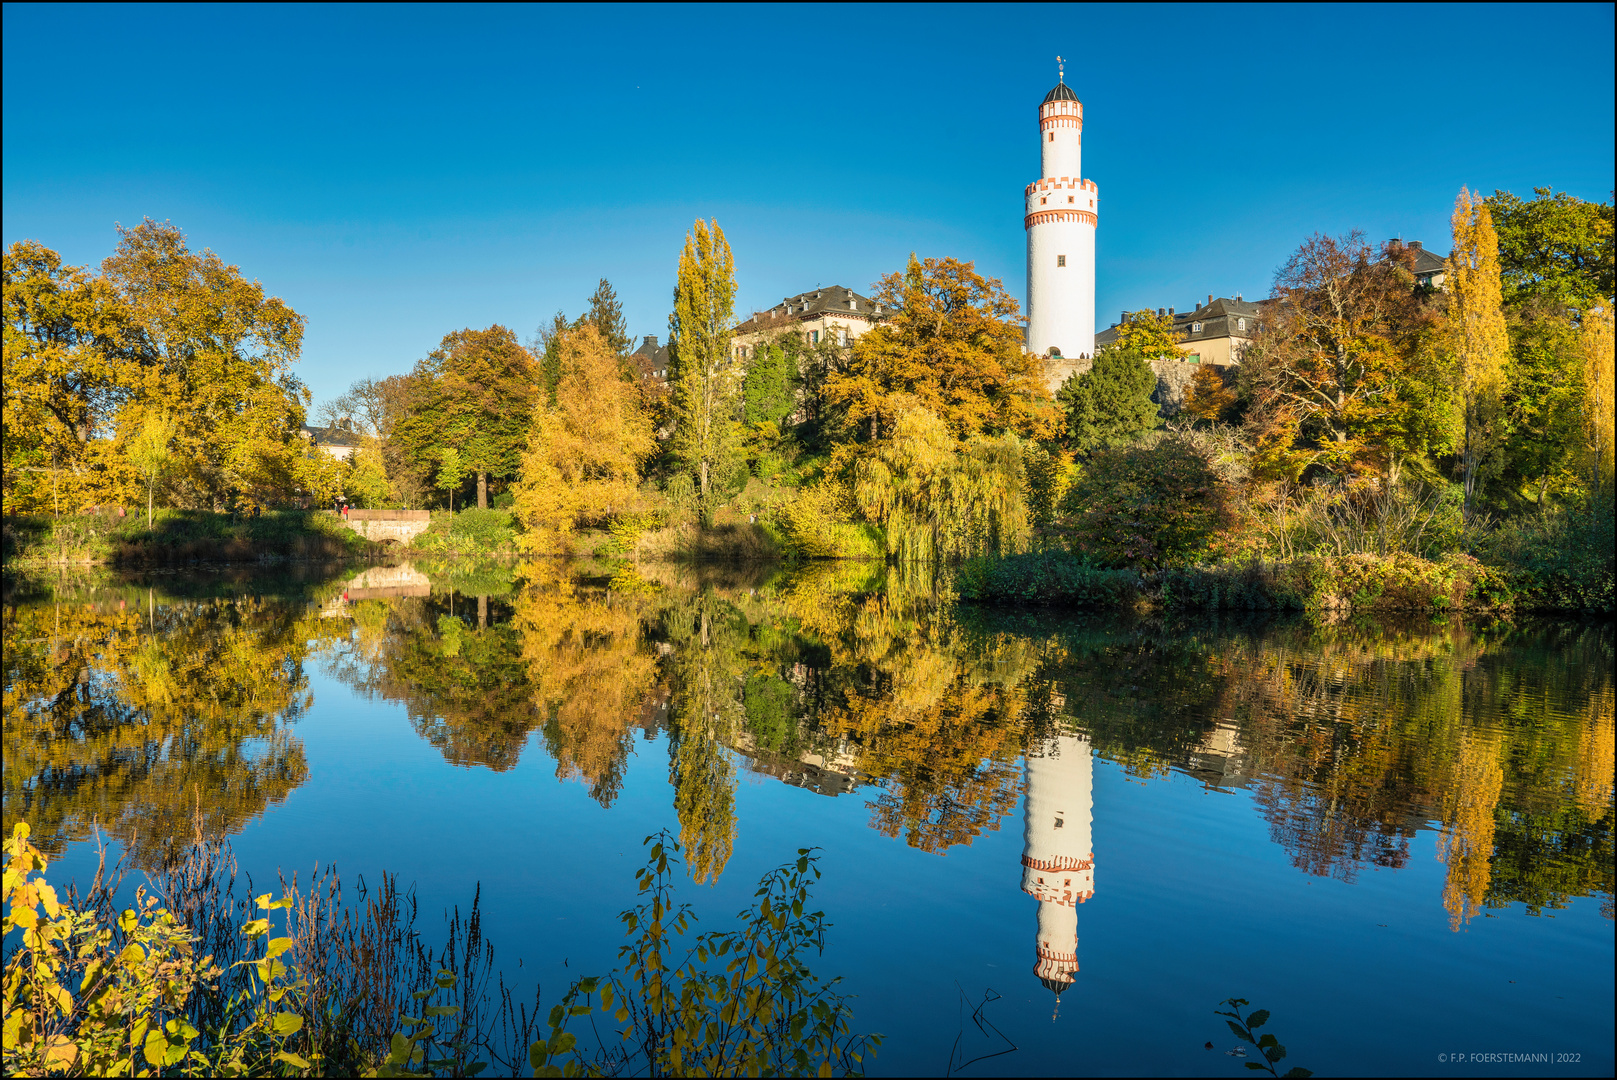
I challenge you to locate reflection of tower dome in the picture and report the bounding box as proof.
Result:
[1020,734,1094,999]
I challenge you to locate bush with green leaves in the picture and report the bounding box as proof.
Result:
[954,551,1142,607]
[1051,437,1237,570]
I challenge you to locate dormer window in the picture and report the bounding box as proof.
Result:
[1238,318,1246,331]
[1192,321,1203,332]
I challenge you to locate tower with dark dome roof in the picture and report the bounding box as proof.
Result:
[1019,733,1095,1004]
[1024,62,1097,383]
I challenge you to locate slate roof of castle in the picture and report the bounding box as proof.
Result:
[1094,296,1264,349]
[1043,82,1079,104]
[734,285,879,335]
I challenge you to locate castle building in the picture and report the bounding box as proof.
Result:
[731,285,883,360]
[1019,733,1095,1001]
[1025,64,1097,387]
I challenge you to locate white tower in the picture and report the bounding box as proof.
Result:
[1019,733,1095,1002]
[1025,59,1097,375]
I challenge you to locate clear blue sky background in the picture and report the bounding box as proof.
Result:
[5,2,1613,408]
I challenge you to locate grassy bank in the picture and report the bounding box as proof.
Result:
[2,510,380,567]
[957,546,1605,615]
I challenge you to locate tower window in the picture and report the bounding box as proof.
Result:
[1041,197,1047,205]
[1057,255,1066,267]
[1068,196,1074,203]
[1048,132,1054,142]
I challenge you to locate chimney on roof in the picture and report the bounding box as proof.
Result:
[1207,294,1213,306]
[1168,307,1175,316]
[1235,294,1242,302]
[1409,240,1423,251]
[1158,308,1165,318]
[644,335,658,347]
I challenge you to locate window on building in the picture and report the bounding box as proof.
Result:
[1048,132,1054,142]
[1192,321,1202,332]
[1057,255,1066,267]
[810,330,819,344]
[1068,196,1074,203]
[1041,197,1047,205]
[1238,318,1246,331]
[837,329,848,347]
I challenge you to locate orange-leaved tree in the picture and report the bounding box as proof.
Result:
[1241,231,1443,478]
[825,255,1057,444]
[1447,188,1511,515]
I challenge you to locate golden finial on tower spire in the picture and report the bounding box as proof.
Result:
[1057,55,1064,83]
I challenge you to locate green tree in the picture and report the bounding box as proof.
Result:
[668,219,743,518]
[1485,186,1615,309]
[434,447,466,511]
[396,325,539,509]
[825,254,1056,443]
[128,410,177,526]
[1056,318,1161,453]
[743,341,797,427]
[582,277,632,364]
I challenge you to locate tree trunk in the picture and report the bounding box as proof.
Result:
[478,595,487,629]
[477,470,487,510]
[147,482,153,528]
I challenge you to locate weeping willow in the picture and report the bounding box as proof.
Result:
[851,398,1031,562]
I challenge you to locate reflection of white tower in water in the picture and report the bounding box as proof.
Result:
[1020,734,1094,1002]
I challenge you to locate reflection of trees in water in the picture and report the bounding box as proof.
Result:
[3,592,330,869]
[515,570,660,807]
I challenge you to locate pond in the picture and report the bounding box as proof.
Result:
[4,558,1613,1077]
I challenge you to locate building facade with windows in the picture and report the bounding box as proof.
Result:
[1093,294,1262,367]
[730,285,883,360]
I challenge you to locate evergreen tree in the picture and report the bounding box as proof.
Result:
[668,219,742,518]
[1056,320,1161,454]
[582,277,632,361]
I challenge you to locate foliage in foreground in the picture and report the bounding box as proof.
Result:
[2,509,375,567]
[1215,998,1311,1078]
[2,822,877,1078]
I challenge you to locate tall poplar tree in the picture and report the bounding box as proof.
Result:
[1448,189,1511,515]
[1582,305,1615,499]
[668,219,741,516]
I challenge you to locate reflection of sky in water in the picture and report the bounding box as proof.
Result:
[9,576,1613,1077]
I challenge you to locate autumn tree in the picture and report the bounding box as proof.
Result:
[1448,189,1512,515]
[668,219,742,516]
[396,324,539,509]
[2,241,126,512]
[1056,310,1166,453]
[825,255,1056,443]
[512,324,655,550]
[1241,230,1443,477]
[128,411,177,526]
[1583,305,1615,498]
[101,219,309,507]
[1183,364,1237,424]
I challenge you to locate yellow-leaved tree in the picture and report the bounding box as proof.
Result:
[1448,188,1511,515]
[513,324,655,551]
[1581,304,1615,498]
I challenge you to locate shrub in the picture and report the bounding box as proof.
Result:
[1051,437,1236,569]
[955,551,1142,607]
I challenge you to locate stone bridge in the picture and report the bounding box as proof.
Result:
[334,509,432,544]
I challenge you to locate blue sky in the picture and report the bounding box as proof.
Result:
[5,2,1613,408]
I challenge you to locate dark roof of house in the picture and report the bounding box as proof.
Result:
[1043,82,1079,104]
[301,423,359,446]
[630,335,671,385]
[735,285,880,335]
[1412,247,1447,276]
[1094,296,1263,349]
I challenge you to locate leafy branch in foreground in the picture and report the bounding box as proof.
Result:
[535,831,882,1077]
[1215,998,1311,1078]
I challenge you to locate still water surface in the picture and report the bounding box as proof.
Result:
[4,559,1613,1076]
